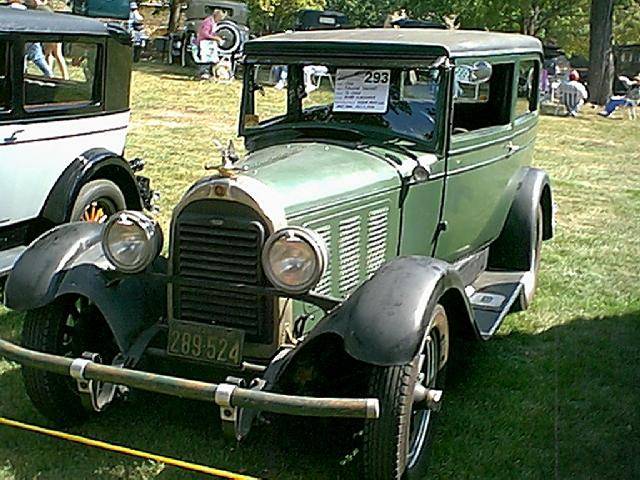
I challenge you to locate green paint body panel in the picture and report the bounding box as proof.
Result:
[239,142,403,330]
[241,142,401,218]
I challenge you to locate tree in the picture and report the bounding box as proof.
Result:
[589,0,614,105]
[247,0,326,33]
[325,0,402,26]
[167,0,183,33]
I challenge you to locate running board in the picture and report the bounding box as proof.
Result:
[467,272,524,339]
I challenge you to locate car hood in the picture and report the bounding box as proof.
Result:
[238,142,403,218]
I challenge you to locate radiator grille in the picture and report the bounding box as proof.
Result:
[338,216,362,296]
[307,204,390,298]
[366,207,389,276]
[173,200,272,343]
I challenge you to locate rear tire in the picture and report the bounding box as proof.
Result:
[70,179,126,224]
[363,305,449,479]
[513,204,543,311]
[21,298,118,425]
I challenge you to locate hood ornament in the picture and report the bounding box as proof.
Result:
[204,139,248,178]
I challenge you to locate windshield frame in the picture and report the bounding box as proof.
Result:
[239,56,448,154]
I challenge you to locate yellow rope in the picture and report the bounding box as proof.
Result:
[0,417,259,480]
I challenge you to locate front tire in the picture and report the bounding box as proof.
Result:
[21,298,118,425]
[363,304,449,479]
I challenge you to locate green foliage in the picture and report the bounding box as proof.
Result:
[241,0,637,58]
[247,0,326,33]
[410,0,590,49]
[327,0,638,57]
[325,0,400,26]
[615,0,640,46]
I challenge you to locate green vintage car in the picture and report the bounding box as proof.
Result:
[1,29,553,479]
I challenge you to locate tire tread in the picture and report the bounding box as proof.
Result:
[21,303,87,425]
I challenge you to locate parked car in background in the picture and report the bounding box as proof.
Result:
[71,0,149,62]
[614,44,640,94]
[1,28,553,480]
[389,17,445,28]
[168,0,248,71]
[294,9,349,30]
[0,8,153,282]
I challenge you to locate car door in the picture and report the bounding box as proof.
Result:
[435,58,522,263]
[0,35,128,225]
[0,38,14,229]
[397,67,448,257]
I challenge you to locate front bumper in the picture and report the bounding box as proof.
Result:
[0,337,379,422]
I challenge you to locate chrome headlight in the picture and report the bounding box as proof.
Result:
[102,211,162,273]
[262,227,328,295]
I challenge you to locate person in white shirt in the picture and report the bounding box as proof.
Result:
[558,70,588,117]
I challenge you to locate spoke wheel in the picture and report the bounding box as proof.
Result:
[79,198,116,224]
[363,304,449,480]
[70,179,126,224]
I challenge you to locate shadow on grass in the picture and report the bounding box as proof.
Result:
[431,310,640,480]
[133,61,213,83]
[0,311,638,479]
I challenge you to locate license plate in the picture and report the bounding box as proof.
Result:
[167,321,244,366]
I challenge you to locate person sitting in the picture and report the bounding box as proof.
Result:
[195,9,225,80]
[598,74,640,119]
[557,70,588,117]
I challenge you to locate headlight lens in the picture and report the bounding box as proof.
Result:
[262,227,328,294]
[102,211,162,273]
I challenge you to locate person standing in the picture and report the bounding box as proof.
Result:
[36,0,69,79]
[195,9,224,80]
[557,70,588,117]
[11,0,54,77]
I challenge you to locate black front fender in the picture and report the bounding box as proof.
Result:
[5,222,166,353]
[305,256,479,366]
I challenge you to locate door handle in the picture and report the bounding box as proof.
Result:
[4,129,24,143]
[506,142,520,155]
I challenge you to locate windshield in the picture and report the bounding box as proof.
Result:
[242,63,442,145]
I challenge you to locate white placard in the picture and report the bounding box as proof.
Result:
[198,40,220,63]
[333,69,391,113]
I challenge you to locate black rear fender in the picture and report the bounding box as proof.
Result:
[489,167,554,271]
[41,148,143,224]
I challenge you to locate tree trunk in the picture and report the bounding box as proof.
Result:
[589,0,615,105]
[168,0,182,33]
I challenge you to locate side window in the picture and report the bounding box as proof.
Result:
[23,40,100,109]
[515,60,539,117]
[248,64,288,126]
[0,41,9,111]
[452,62,514,134]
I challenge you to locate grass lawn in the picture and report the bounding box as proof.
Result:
[1,63,639,479]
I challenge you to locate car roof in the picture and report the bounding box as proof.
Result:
[245,28,543,59]
[0,7,109,36]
